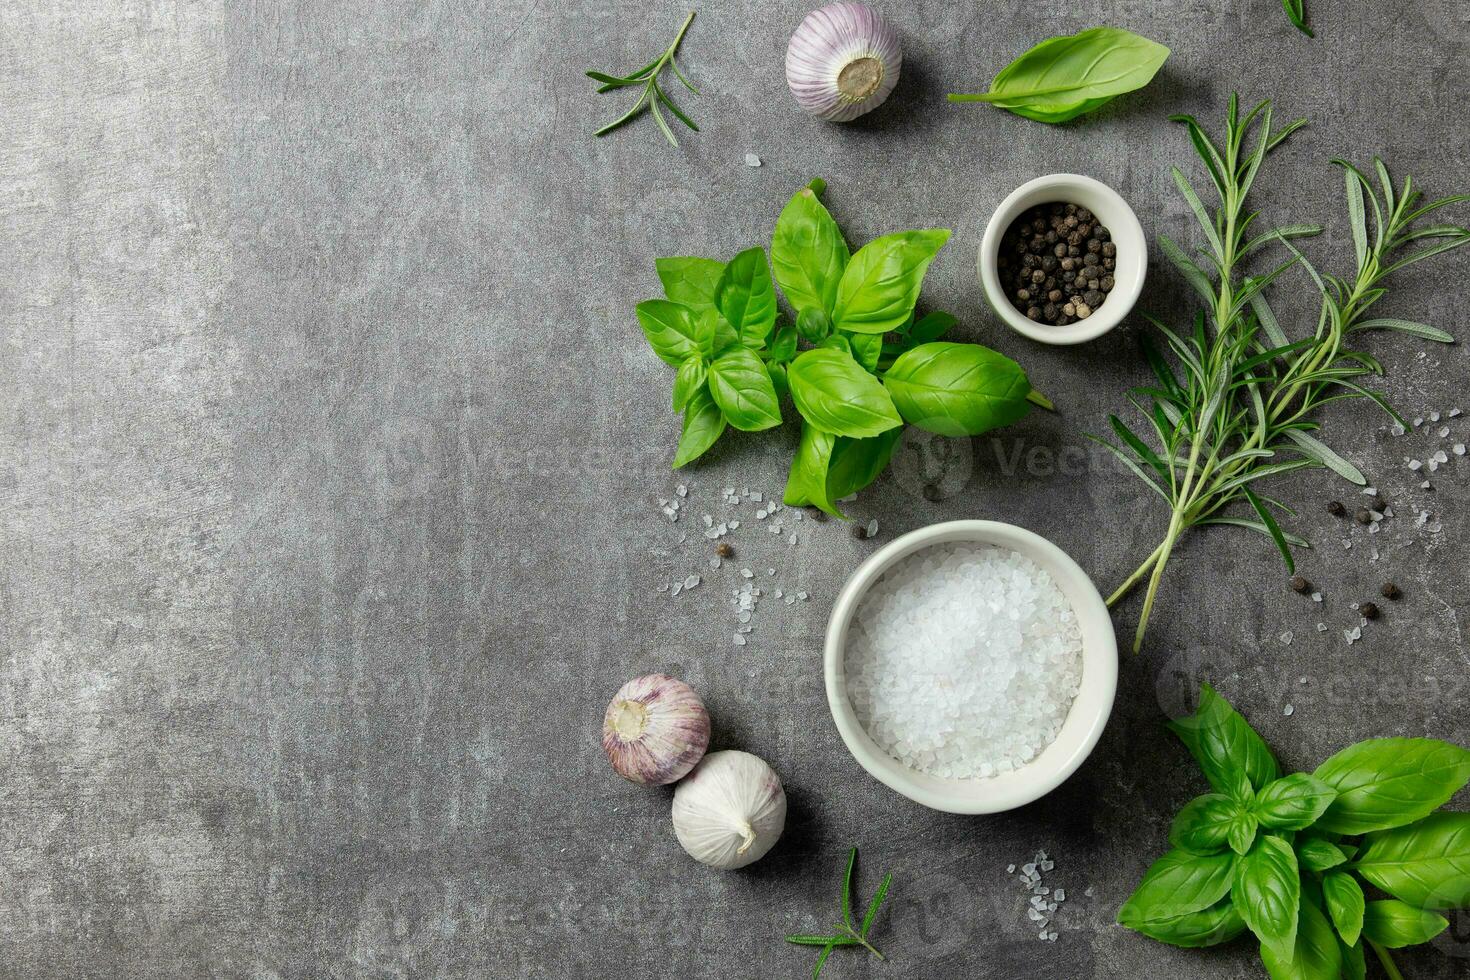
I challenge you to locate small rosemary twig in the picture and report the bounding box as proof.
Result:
[586,11,700,148]
[785,848,893,978]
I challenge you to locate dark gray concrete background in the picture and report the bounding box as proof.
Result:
[4,1,1470,977]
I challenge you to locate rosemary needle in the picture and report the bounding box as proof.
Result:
[587,11,700,148]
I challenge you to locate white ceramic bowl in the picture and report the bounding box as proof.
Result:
[978,174,1147,346]
[824,520,1118,814]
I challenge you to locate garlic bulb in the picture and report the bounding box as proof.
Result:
[671,750,787,869]
[602,674,710,785]
[786,2,902,123]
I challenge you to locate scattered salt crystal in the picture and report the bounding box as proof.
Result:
[1440,426,1451,438]
[1007,864,1016,874]
[1414,417,1424,427]
[1390,423,1406,436]
[1430,411,1442,422]
[1455,443,1467,456]
[1311,592,1322,602]
[768,568,776,576]
[1409,459,1424,471]
[1084,887,1095,898]
[1434,449,1449,462]
[732,634,746,646]
[1279,631,1293,646]
[1283,704,1294,716]
[1361,486,1378,496]
[671,582,683,597]
[684,575,700,590]
[1452,408,1464,418]
[709,557,721,569]
[866,518,879,538]
[1422,481,1433,490]
[1054,888,1066,902]
[796,591,809,601]
[756,509,767,519]
[740,568,753,578]
[1317,623,1328,632]
[744,153,762,167]
[676,484,687,497]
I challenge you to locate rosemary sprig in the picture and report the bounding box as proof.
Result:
[1098,94,1470,653]
[586,11,699,148]
[785,847,893,978]
[1282,0,1313,38]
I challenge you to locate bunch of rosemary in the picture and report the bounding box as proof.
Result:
[1099,95,1470,652]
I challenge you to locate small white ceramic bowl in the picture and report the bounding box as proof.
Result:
[824,520,1117,814]
[978,174,1147,346]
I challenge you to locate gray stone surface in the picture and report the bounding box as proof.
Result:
[3,1,1470,976]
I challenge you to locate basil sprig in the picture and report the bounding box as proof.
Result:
[1121,683,1470,978]
[635,180,1047,517]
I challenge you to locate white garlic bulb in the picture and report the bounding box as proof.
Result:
[671,750,787,869]
[786,2,902,123]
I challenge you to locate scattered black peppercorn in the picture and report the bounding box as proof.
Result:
[1354,507,1373,524]
[806,506,827,522]
[1381,582,1401,599]
[851,523,869,540]
[1361,601,1381,620]
[1327,500,1346,517]
[921,483,944,502]
[715,542,734,559]
[998,201,1117,327]
[1290,575,1310,594]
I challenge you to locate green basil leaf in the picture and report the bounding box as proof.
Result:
[771,186,849,317]
[673,387,726,468]
[768,362,789,401]
[695,307,739,359]
[1259,893,1343,980]
[832,230,951,335]
[637,299,702,366]
[845,331,882,373]
[1354,812,1470,909]
[783,423,839,516]
[672,357,707,413]
[1229,811,1260,857]
[1170,794,1238,854]
[1118,895,1246,948]
[1360,899,1450,948]
[767,321,798,363]
[1233,835,1301,960]
[656,256,725,310]
[797,306,832,344]
[1255,774,1338,831]
[826,429,903,502]
[818,333,851,356]
[1312,738,1470,835]
[708,346,782,432]
[1118,849,1236,925]
[1340,938,1366,980]
[908,311,957,344]
[788,347,903,438]
[882,342,1034,437]
[1322,872,1364,947]
[715,246,778,347]
[951,28,1170,125]
[1296,838,1349,873]
[1167,683,1281,794]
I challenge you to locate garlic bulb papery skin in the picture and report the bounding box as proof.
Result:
[602,674,710,785]
[671,750,787,869]
[786,2,902,123]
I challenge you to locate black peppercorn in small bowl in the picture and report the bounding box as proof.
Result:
[979,174,1147,346]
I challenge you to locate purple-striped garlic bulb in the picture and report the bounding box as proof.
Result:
[786,2,902,123]
[602,674,710,785]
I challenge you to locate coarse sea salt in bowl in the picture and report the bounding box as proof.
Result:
[824,520,1117,814]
